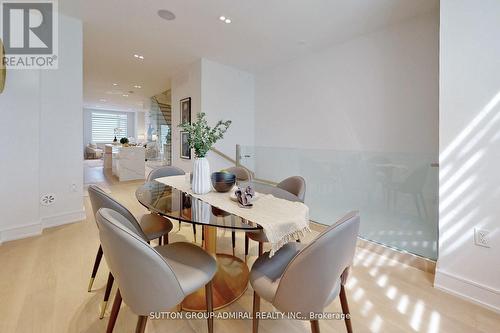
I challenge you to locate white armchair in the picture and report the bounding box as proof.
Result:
[144,142,159,160]
[85,143,103,159]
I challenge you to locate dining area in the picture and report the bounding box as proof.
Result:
[86,165,360,333]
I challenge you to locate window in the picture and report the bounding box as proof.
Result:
[91,112,128,142]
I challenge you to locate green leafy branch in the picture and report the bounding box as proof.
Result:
[179,112,232,158]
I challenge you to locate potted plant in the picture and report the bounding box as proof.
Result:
[120,137,129,146]
[179,112,231,194]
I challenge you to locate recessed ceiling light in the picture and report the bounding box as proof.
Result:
[133,54,145,60]
[219,16,231,24]
[158,9,176,21]
[112,83,118,86]
[134,85,142,89]
[122,94,129,97]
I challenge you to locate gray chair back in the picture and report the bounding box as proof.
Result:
[87,185,148,241]
[96,208,185,315]
[224,166,252,182]
[273,212,359,313]
[277,176,306,202]
[147,166,185,181]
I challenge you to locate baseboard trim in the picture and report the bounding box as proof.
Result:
[0,209,86,245]
[41,209,86,229]
[434,269,500,313]
[0,222,43,244]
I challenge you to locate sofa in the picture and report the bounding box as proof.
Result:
[85,143,103,159]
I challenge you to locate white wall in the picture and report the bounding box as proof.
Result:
[0,71,41,239]
[436,0,500,312]
[201,59,255,172]
[0,14,84,243]
[171,60,202,172]
[135,111,146,140]
[170,59,255,173]
[254,11,438,154]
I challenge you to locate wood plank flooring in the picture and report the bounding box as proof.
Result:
[0,178,499,333]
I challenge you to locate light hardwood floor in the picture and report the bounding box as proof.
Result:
[1,178,499,333]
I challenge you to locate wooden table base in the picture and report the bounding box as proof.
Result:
[181,253,249,311]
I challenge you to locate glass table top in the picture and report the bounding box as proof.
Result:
[135,181,300,230]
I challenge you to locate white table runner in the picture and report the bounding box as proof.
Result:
[155,175,310,257]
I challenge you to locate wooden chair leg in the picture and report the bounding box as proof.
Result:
[193,224,197,242]
[135,315,148,333]
[178,221,182,231]
[100,273,114,319]
[106,289,122,333]
[252,291,260,333]
[88,245,103,292]
[164,233,169,245]
[245,234,249,257]
[158,235,162,246]
[339,285,353,333]
[258,242,263,256]
[310,320,320,333]
[205,281,214,333]
[232,231,236,256]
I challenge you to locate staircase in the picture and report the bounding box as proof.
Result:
[150,94,172,165]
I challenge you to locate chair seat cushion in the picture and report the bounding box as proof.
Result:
[155,242,217,295]
[139,213,173,241]
[247,229,269,242]
[250,242,304,302]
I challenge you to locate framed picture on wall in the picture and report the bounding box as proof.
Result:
[180,131,191,159]
[180,97,191,124]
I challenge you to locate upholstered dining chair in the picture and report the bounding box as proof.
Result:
[96,208,216,333]
[87,185,173,318]
[245,176,306,256]
[224,166,253,183]
[147,165,185,181]
[250,211,360,333]
[224,166,253,254]
[147,166,200,241]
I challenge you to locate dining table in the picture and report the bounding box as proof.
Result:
[135,180,302,311]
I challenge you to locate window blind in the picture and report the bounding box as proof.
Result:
[91,112,128,142]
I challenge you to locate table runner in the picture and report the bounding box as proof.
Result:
[155,175,310,257]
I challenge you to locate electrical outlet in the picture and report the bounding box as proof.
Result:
[474,228,490,248]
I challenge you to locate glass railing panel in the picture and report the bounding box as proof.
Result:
[238,145,438,260]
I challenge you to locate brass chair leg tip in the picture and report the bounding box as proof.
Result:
[88,278,95,292]
[99,301,108,319]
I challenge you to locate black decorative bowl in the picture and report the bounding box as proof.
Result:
[211,172,236,193]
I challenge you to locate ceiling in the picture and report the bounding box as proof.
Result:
[62,0,438,112]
